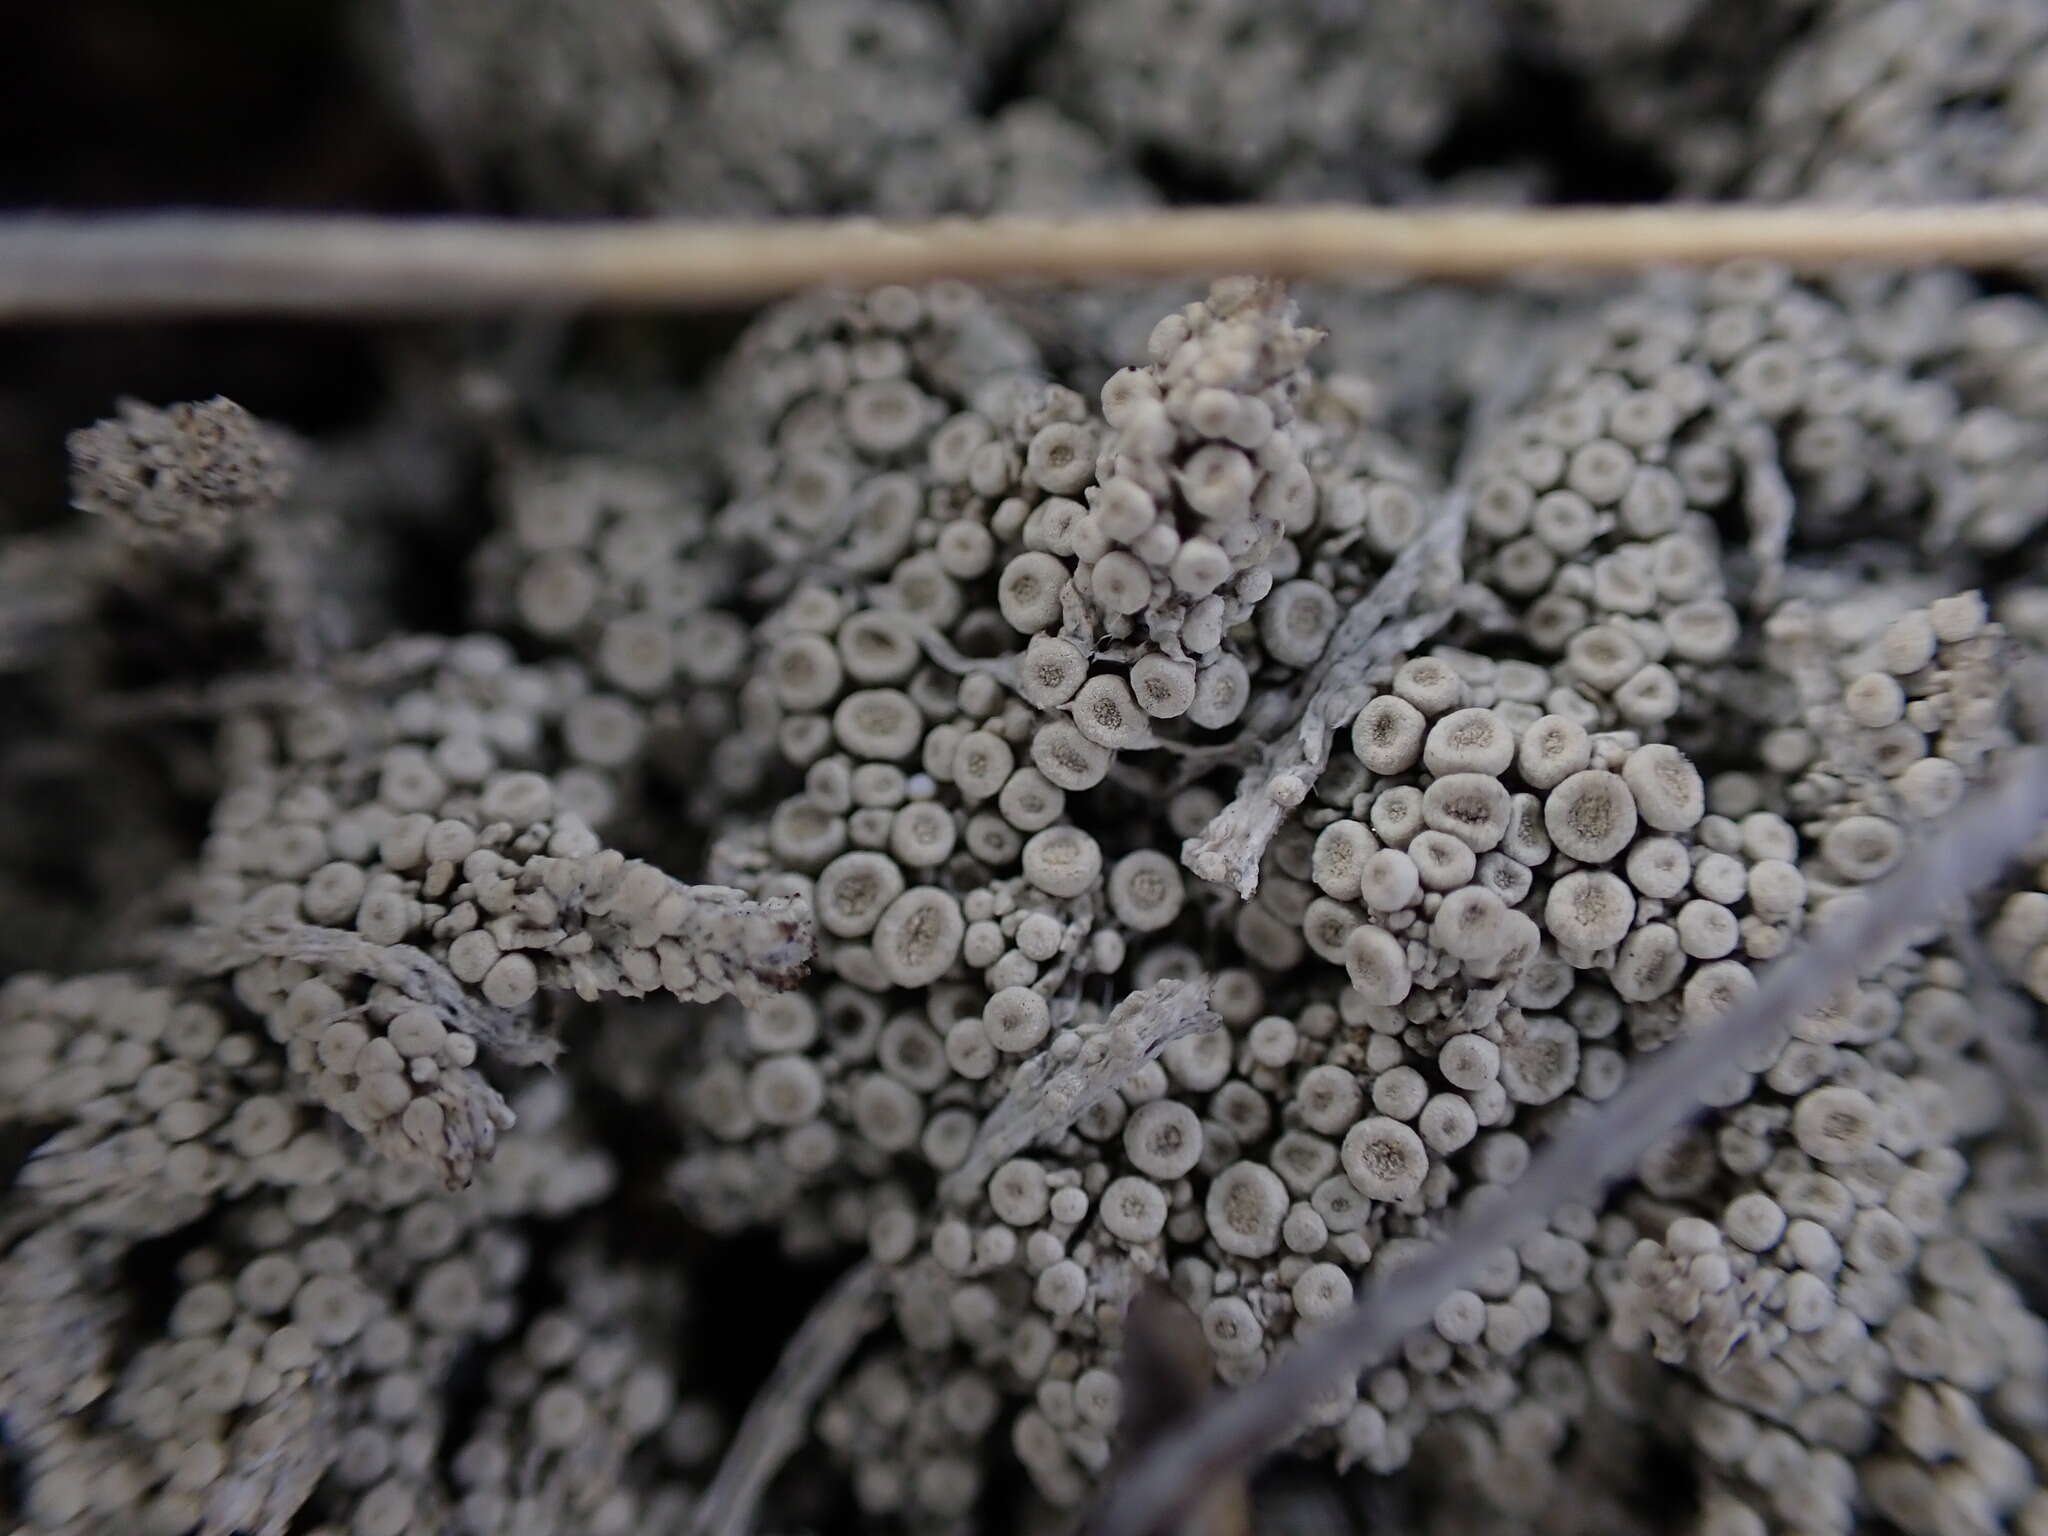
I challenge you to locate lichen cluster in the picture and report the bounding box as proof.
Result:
[6,1,2048,1534]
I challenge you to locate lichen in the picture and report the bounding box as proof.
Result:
[8,5,2048,1532]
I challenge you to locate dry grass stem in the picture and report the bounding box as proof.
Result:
[4,203,2048,319]
[689,1261,887,1536]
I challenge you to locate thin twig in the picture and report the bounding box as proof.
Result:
[689,1260,887,1536]
[1182,489,1468,898]
[176,917,558,1065]
[940,979,1217,1207]
[3,204,2048,320]
[1086,744,2048,1536]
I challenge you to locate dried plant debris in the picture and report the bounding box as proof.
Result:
[1108,1285,1254,1536]
[13,3,2048,1525]
[68,397,294,554]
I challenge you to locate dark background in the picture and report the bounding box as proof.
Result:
[0,0,446,527]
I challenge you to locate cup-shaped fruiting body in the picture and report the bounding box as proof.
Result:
[1545,771,1639,864]
[1205,1161,1289,1259]
[1422,774,1514,853]
[1030,721,1112,791]
[1354,695,1427,775]
[1341,1116,1428,1203]
[1545,870,1636,955]
[1107,850,1185,932]
[1344,923,1412,1005]
[1098,1175,1170,1244]
[1518,715,1591,791]
[1424,707,1516,778]
[1069,675,1153,751]
[1261,579,1341,667]
[871,887,965,988]
[1124,1099,1203,1182]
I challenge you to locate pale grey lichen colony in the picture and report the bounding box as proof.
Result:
[6,1,2048,1532]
